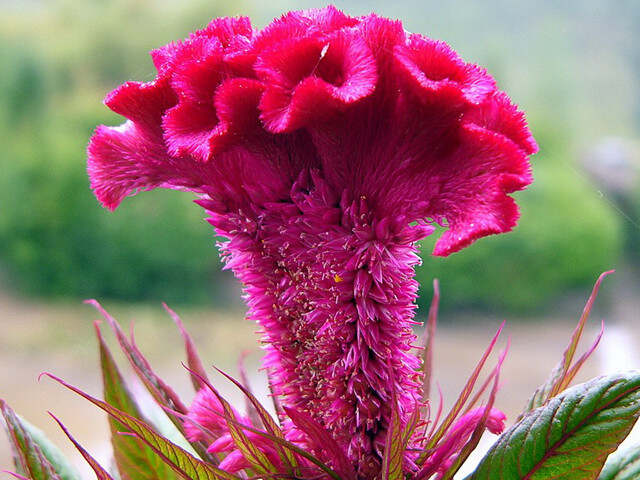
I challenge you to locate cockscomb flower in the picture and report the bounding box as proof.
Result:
[1,8,638,480]
[86,5,536,478]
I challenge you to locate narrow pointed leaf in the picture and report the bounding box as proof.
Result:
[49,413,115,480]
[439,345,507,480]
[402,406,421,448]
[235,354,262,428]
[422,279,439,405]
[426,384,444,441]
[1,400,65,480]
[163,303,210,392]
[43,373,240,480]
[551,271,613,397]
[173,400,342,480]
[462,367,498,416]
[86,301,187,413]
[469,372,640,480]
[419,323,504,463]
[265,369,284,422]
[598,444,640,480]
[96,322,178,480]
[381,398,404,480]
[86,300,214,462]
[214,367,298,472]
[521,271,613,416]
[189,369,277,475]
[283,406,357,480]
[561,319,605,393]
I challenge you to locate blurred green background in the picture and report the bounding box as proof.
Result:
[1,0,638,314]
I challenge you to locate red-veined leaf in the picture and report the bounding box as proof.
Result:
[283,406,356,480]
[49,413,114,480]
[381,395,404,480]
[520,271,613,417]
[469,372,640,480]
[96,322,178,480]
[163,303,210,392]
[42,373,239,480]
[85,300,214,463]
[214,367,299,473]
[1,400,64,480]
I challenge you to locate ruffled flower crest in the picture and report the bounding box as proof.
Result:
[87,6,536,478]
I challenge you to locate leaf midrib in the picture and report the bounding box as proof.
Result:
[522,381,640,480]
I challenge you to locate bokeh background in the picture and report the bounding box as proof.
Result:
[1,0,639,477]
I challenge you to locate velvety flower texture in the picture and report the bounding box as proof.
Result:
[87,6,536,478]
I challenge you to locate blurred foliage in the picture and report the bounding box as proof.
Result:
[0,0,250,305]
[0,106,221,304]
[0,0,636,312]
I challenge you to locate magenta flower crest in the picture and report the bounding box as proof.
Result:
[87,6,536,478]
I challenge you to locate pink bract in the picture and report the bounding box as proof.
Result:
[87,6,535,478]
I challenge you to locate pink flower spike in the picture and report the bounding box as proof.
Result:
[418,407,506,479]
[185,387,249,442]
[218,450,249,472]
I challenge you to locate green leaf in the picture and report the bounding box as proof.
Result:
[96,322,179,480]
[20,416,81,480]
[43,373,240,480]
[598,444,640,480]
[1,400,77,480]
[401,407,420,451]
[469,372,640,480]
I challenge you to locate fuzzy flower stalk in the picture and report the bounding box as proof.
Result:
[86,6,536,479]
